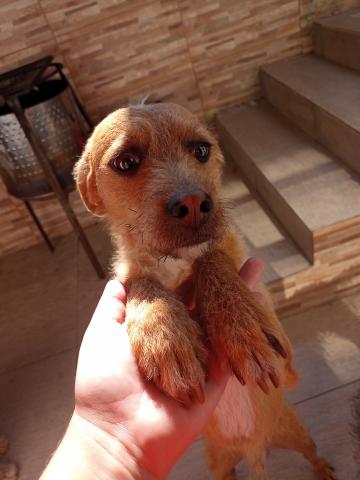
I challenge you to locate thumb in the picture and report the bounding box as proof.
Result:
[90,279,127,327]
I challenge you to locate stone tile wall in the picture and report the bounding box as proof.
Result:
[0,0,358,256]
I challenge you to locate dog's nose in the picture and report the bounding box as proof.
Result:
[168,189,213,227]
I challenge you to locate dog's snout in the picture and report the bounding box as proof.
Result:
[168,189,213,227]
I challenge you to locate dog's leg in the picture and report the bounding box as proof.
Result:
[194,249,285,391]
[246,449,268,480]
[126,277,207,407]
[204,436,242,480]
[270,402,336,480]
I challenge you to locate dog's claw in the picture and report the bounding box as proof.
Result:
[229,361,246,385]
[263,330,287,358]
[257,377,270,395]
[269,371,279,388]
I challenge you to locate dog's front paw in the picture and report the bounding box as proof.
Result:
[224,322,283,394]
[138,329,207,407]
[126,277,209,407]
[194,249,289,393]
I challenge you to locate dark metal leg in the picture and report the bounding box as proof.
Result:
[8,96,105,279]
[24,200,54,252]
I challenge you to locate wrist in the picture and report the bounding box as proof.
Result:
[40,412,155,480]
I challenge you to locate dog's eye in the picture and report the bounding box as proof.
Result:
[189,142,211,163]
[110,151,141,173]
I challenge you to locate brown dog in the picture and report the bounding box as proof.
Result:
[74,103,335,480]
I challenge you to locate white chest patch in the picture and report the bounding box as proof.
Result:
[214,377,255,440]
[153,242,210,290]
[155,256,191,290]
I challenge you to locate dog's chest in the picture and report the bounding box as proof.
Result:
[214,377,255,440]
[154,256,192,290]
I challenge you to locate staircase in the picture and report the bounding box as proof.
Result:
[218,8,360,316]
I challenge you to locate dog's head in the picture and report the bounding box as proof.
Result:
[74,103,226,257]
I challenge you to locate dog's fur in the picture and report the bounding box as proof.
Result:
[74,103,335,479]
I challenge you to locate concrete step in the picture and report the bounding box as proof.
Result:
[217,100,360,263]
[313,8,360,72]
[222,161,309,283]
[260,54,360,175]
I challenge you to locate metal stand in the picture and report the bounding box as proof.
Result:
[8,96,105,279]
[24,200,55,252]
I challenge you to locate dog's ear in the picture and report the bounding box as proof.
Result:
[74,140,106,216]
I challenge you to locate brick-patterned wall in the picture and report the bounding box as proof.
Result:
[300,0,360,50]
[0,0,358,257]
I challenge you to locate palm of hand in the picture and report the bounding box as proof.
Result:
[75,280,228,478]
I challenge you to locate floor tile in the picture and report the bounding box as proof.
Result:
[1,223,359,480]
[283,297,360,404]
[266,380,360,480]
[0,349,77,480]
[171,380,360,479]
[76,223,112,342]
[0,234,78,374]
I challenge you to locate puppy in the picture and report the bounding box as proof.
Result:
[74,103,335,479]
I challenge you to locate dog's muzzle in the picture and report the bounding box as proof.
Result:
[167,188,213,228]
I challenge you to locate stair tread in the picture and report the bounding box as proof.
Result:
[218,101,360,232]
[222,163,309,283]
[314,7,360,34]
[262,54,360,131]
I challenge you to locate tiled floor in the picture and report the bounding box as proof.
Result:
[0,224,360,479]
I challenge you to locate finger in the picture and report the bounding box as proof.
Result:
[239,257,264,290]
[253,291,266,305]
[91,279,127,326]
[104,278,127,303]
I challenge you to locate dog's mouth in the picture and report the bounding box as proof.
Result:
[146,204,226,257]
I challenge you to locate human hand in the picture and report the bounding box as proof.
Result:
[40,257,265,480]
[74,282,228,479]
[74,257,265,479]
